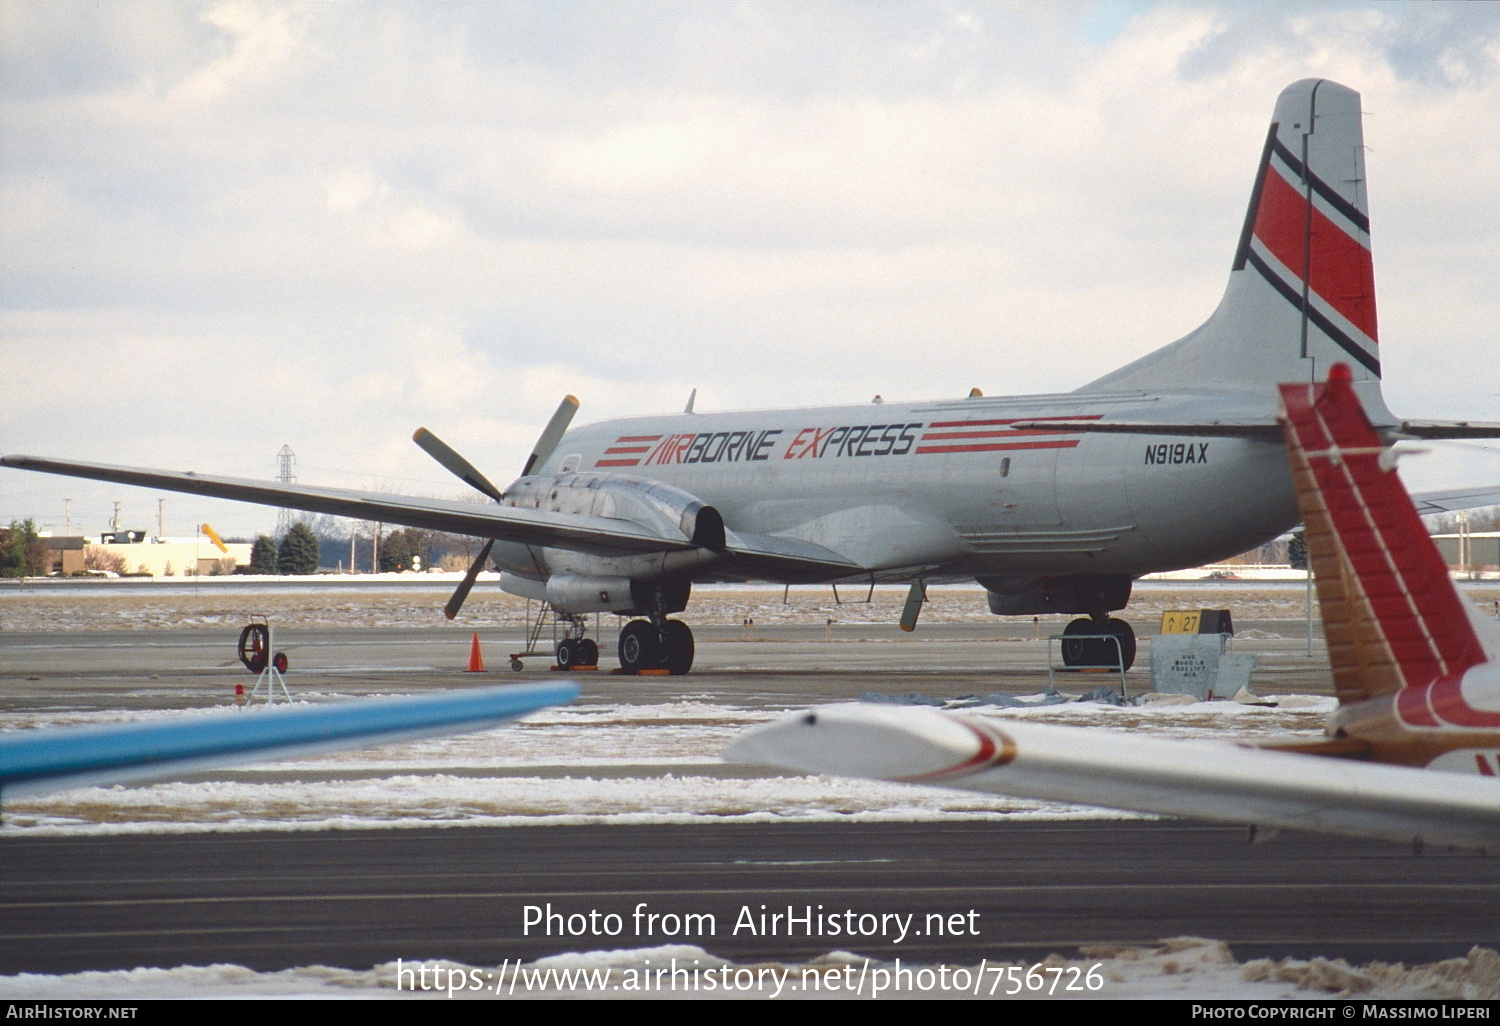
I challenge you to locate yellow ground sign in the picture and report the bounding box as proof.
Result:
[1159,609,1202,634]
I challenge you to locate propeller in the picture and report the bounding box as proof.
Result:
[413,428,505,501]
[414,395,581,619]
[522,395,580,476]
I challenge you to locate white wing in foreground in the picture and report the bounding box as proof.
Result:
[725,705,1500,850]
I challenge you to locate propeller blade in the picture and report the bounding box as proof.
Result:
[413,428,506,501]
[521,395,580,476]
[444,540,495,620]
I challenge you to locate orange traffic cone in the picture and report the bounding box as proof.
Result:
[466,632,486,673]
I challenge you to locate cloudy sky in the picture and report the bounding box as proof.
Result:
[2,1,1497,541]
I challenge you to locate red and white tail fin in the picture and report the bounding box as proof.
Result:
[1088,79,1391,422]
[1279,364,1488,707]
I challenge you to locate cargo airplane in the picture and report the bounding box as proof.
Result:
[727,364,1500,850]
[4,79,1497,676]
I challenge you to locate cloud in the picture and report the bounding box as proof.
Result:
[2,1,1496,531]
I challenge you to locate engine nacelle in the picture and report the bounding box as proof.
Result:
[544,575,638,614]
[978,574,1132,617]
[501,472,726,550]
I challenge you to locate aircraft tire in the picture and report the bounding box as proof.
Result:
[618,620,658,673]
[1060,618,1097,667]
[578,638,599,667]
[662,620,694,676]
[555,638,577,670]
[1103,618,1136,671]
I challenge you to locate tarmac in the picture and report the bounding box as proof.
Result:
[2,580,1498,973]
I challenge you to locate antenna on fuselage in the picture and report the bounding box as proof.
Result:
[684,389,697,414]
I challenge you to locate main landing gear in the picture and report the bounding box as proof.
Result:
[1060,616,1136,671]
[618,618,695,675]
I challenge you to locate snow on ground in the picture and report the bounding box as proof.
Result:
[3,939,1496,1000]
[7,583,1456,630]
[0,697,1332,834]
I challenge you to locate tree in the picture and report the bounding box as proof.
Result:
[379,527,438,572]
[81,544,127,574]
[1287,531,1308,571]
[248,535,279,575]
[0,520,48,578]
[277,522,320,575]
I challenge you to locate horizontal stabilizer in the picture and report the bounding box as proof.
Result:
[726,705,1500,850]
[0,683,577,798]
[1411,485,1500,518]
[1398,421,1500,441]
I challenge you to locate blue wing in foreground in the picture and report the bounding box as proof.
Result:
[0,682,578,799]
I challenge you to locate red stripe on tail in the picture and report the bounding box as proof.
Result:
[1255,169,1379,342]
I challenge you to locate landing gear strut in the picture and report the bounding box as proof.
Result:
[618,618,695,675]
[1060,616,1136,670]
[553,613,599,670]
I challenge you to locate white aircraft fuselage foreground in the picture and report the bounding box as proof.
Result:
[727,364,1500,851]
[4,79,1497,676]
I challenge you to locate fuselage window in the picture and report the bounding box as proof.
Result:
[1000,457,1011,478]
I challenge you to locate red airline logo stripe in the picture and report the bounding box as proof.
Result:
[897,718,1015,782]
[615,435,661,443]
[604,446,651,454]
[1426,674,1500,730]
[1396,685,1441,729]
[594,459,640,468]
[1254,169,1379,341]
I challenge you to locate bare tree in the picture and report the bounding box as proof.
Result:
[81,545,127,574]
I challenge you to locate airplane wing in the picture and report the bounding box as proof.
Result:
[0,453,865,577]
[725,705,1500,850]
[0,682,577,799]
[0,455,699,556]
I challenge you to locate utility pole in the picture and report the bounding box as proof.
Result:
[111,502,122,534]
[157,498,165,540]
[275,445,297,537]
[64,499,71,537]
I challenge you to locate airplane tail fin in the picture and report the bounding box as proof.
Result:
[1085,80,1390,420]
[1278,365,1487,708]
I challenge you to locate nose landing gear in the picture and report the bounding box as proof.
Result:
[555,635,599,671]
